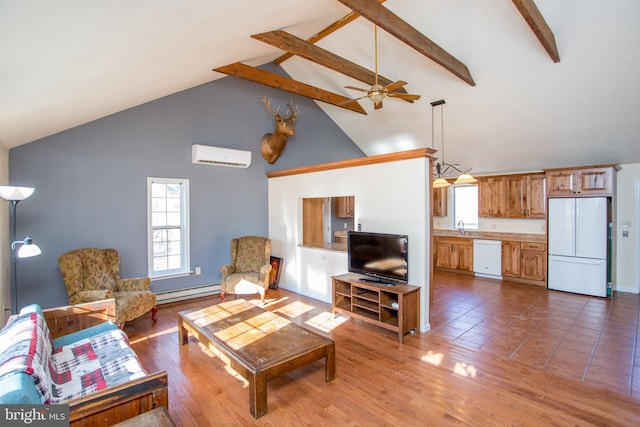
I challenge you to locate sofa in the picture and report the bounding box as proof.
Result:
[0,299,168,426]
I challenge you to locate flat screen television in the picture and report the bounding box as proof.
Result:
[347,231,408,284]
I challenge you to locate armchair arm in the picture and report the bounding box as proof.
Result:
[259,263,273,288]
[219,264,236,278]
[116,277,151,292]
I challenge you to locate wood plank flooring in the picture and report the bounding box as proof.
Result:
[124,273,640,426]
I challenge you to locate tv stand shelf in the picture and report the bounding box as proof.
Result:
[332,273,420,343]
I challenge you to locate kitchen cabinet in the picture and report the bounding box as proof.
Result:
[521,242,546,282]
[434,237,473,272]
[503,173,546,218]
[433,186,448,217]
[545,166,616,197]
[335,196,355,218]
[501,240,546,286]
[501,241,521,277]
[478,177,505,218]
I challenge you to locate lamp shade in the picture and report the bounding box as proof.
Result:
[433,177,452,188]
[453,173,477,185]
[0,186,35,201]
[18,243,41,258]
[12,237,42,258]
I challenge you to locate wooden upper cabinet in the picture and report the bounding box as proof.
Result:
[478,177,505,218]
[504,176,526,218]
[503,173,546,218]
[335,196,354,218]
[433,186,448,217]
[545,165,616,197]
[527,174,546,218]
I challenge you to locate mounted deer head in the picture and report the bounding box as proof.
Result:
[260,94,300,164]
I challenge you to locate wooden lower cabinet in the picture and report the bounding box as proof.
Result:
[501,241,521,278]
[501,241,546,286]
[434,237,473,273]
[331,273,420,343]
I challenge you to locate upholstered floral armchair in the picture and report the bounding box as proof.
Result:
[57,248,157,326]
[219,236,272,302]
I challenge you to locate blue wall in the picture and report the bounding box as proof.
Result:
[9,64,364,309]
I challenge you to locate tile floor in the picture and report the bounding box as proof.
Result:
[430,271,640,397]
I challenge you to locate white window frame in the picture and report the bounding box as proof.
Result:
[452,184,479,230]
[147,177,190,279]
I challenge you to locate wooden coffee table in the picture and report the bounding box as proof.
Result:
[178,299,335,419]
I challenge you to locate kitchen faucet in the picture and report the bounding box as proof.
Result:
[457,220,465,235]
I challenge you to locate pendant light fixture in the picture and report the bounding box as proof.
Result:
[430,100,476,188]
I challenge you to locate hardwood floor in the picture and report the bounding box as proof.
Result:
[125,273,640,426]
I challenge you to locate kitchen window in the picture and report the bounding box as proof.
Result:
[453,184,478,230]
[147,177,190,278]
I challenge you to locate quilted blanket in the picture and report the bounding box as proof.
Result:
[49,328,146,403]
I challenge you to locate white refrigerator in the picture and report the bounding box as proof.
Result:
[547,197,609,297]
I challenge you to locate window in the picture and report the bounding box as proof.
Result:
[147,177,190,278]
[453,185,478,230]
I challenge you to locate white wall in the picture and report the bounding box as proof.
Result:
[268,157,431,332]
[616,163,640,293]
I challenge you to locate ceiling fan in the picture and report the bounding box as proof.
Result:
[344,25,421,110]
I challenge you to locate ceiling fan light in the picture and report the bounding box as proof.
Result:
[433,178,451,188]
[454,173,477,184]
[369,91,384,104]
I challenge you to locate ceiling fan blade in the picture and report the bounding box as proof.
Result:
[374,101,383,110]
[337,95,368,106]
[388,93,421,101]
[384,80,407,92]
[345,85,369,92]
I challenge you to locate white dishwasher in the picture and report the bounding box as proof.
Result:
[473,239,502,278]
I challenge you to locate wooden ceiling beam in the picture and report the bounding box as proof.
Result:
[336,0,475,86]
[273,0,387,65]
[252,30,411,100]
[213,62,367,115]
[512,0,560,63]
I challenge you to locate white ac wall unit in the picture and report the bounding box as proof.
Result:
[192,144,251,168]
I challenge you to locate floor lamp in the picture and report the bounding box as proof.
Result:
[0,186,42,314]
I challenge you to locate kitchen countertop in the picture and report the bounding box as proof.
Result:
[433,229,547,243]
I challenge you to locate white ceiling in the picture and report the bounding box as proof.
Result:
[2,0,639,175]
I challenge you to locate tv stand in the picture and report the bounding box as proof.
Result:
[332,273,420,343]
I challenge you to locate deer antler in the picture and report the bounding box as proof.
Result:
[260,94,280,116]
[285,98,300,121]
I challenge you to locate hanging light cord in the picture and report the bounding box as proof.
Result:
[431,100,471,178]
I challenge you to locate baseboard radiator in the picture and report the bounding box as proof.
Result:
[156,283,220,305]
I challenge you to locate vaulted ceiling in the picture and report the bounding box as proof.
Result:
[2,0,639,174]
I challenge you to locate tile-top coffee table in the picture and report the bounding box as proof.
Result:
[178,299,335,419]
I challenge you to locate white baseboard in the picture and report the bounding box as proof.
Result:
[156,283,220,305]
